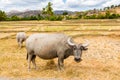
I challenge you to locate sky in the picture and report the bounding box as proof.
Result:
[0,0,120,12]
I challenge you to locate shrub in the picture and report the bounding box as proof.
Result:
[0,10,7,21]
[10,15,20,21]
[47,15,63,21]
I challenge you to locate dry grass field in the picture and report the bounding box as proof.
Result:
[0,19,120,80]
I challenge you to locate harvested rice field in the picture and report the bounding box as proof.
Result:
[0,19,120,80]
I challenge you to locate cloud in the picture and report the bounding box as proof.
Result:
[0,0,120,12]
[81,0,107,6]
[52,0,65,9]
[65,0,120,11]
[0,0,49,12]
[102,0,120,7]
[65,0,108,8]
[66,0,79,8]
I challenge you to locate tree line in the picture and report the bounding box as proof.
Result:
[0,2,120,21]
[75,11,120,19]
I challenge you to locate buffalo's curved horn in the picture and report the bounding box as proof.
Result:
[67,37,75,46]
[82,40,89,47]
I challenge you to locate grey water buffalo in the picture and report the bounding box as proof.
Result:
[26,33,89,70]
[16,32,26,48]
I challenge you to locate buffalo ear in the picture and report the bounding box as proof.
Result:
[81,46,88,51]
[73,45,77,50]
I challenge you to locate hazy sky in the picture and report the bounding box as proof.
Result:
[0,0,120,12]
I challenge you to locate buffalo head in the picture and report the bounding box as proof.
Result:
[67,38,89,62]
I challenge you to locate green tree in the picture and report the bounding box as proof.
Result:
[37,14,44,20]
[10,15,20,21]
[46,2,54,15]
[42,2,54,16]
[118,4,120,7]
[42,8,46,14]
[63,11,68,15]
[111,5,115,8]
[29,16,37,20]
[0,10,7,21]
[105,11,111,19]
[97,13,105,19]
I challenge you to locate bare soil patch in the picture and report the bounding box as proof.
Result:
[0,33,16,39]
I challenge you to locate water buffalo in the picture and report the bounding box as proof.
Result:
[26,33,89,70]
[16,32,26,48]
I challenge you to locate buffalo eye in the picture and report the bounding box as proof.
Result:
[73,46,77,50]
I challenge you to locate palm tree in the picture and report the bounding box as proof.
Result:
[46,2,54,15]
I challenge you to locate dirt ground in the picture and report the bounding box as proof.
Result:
[0,35,120,80]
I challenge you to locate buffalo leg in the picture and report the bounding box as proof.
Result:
[58,57,64,70]
[31,55,36,69]
[28,54,33,71]
[19,42,22,48]
[19,39,22,48]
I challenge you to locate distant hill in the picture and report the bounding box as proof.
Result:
[6,4,120,18]
[110,7,120,14]
[7,10,41,17]
[54,10,74,15]
[87,6,120,15]
[7,10,74,17]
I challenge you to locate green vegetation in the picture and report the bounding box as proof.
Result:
[45,2,54,16]
[0,10,7,21]
[83,11,120,19]
[41,2,63,21]
[42,2,54,16]
[63,11,68,15]
[9,15,20,21]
